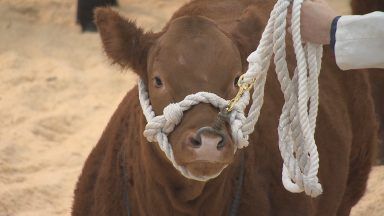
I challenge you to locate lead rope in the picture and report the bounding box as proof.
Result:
[228,152,245,216]
[139,0,322,197]
[237,0,323,197]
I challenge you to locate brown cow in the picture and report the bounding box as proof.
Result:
[72,0,378,215]
[369,71,384,164]
[351,0,384,15]
[350,0,384,164]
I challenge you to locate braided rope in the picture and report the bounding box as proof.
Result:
[138,0,322,197]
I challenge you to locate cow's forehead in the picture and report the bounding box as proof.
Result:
[157,16,236,52]
[148,16,241,78]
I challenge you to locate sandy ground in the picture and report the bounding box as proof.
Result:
[0,0,382,215]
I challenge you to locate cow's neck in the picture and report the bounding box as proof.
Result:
[133,116,242,214]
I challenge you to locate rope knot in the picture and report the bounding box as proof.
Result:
[230,111,249,148]
[143,119,163,142]
[163,103,184,133]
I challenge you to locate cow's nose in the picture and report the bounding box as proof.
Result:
[187,127,226,150]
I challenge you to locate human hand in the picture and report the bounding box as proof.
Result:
[295,0,339,44]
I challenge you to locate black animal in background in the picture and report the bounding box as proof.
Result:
[77,0,118,32]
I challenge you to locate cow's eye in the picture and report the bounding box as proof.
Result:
[234,76,240,87]
[153,76,163,88]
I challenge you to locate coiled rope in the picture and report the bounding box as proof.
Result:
[138,0,323,197]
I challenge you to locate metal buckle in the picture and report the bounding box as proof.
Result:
[225,74,256,112]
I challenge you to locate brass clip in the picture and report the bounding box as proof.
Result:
[225,75,256,112]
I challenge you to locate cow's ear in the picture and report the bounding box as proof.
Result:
[94,8,156,79]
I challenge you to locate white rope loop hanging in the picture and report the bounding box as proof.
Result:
[138,0,323,197]
[236,0,322,197]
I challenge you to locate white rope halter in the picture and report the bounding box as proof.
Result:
[139,0,323,197]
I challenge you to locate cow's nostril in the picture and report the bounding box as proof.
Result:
[195,127,226,151]
[217,138,225,150]
[189,136,201,148]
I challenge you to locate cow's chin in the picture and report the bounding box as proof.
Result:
[184,161,228,179]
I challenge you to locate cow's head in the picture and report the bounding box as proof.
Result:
[95,8,249,179]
